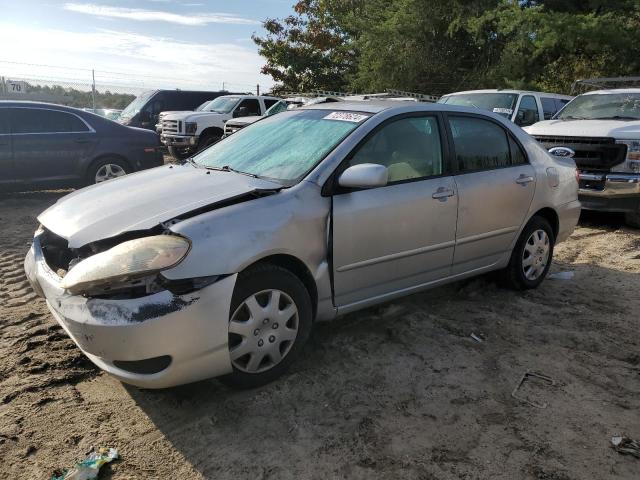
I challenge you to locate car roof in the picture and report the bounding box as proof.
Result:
[300,100,517,118]
[0,100,87,112]
[442,89,572,99]
[581,88,640,95]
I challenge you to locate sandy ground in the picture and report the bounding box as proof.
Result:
[0,191,638,480]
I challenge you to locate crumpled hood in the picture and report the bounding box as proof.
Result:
[38,164,281,248]
[525,119,640,138]
[163,111,227,122]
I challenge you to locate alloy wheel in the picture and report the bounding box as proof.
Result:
[95,163,127,183]
[229,289,299,373]
[522,229,550,281]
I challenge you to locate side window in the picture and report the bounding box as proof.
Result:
[0,110,9,134]
[11,109,89,134]
[555,99,570,115]
[348,116,443,183]
[509,136,527,166]
[264,99,279,110]
[541,97,557,120]
[235,99,261,117]
[515,95,539,126]
[449,116,511,171]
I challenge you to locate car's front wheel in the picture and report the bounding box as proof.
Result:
[220,264,313,388]
[501,216,555,290]
[88,157,130,185]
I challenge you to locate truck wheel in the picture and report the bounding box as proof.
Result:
[197,132,221,153]
[500,216,555,290]
[168,146,192,161]
[624,210,640,228]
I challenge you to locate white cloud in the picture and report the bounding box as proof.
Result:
[0,23,272,91]
[63,3,259,26]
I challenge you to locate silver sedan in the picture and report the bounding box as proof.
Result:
[24,102,580,388]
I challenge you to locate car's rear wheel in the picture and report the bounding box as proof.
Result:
[501,216,555,290]
[168,146,192,161]
[88,158,130,185]
[220,264,312,389]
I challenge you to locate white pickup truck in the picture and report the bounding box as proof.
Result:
[525,89,640,227]
[161,94,281,159]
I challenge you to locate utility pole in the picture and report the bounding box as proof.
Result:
[91,69,96,110]
[222,81,225,91]
[256,84,260,96]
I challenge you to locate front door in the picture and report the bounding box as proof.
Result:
[332,114,458,308]
[10,107,97,186]
[446,114,536,274]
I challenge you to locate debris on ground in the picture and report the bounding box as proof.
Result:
[548,271,575,280]
[511,371,555,409]
[51,447,118,480]
[470,333,484,342]
[611,436,640,459]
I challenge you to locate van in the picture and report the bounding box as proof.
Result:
[118,90,235,130]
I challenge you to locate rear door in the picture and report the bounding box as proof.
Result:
[332,114,458,307]
[0,109,14,186]
[10,107,97,186]
[446,114,535,274]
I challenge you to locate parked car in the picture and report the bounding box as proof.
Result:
[0,101,163,189]
[161,94,281,160]
[155,100,217,133]
[25,102,580,389]
[438,89,573,128]
[525,89,640,227]
[118,89,232,131]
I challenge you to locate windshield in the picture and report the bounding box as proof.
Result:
[555,93,640,120]
[203,96,240,113]
[193,109,369,183]
[439,93,518,118]
[265,100,289,116]
[195,101,213,111]
[120,90,155,119]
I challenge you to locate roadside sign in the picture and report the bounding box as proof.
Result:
[5,80,28,94]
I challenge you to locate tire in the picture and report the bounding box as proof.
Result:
[219,264,313,389]
[500,216,555,290]
[168,146,193,161]
[87,157,130,185]
[196,132,221,153]
[624,210,640,229]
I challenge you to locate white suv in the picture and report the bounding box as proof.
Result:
[161,95,280,159]
[438,89,573,128]
[525,89,640,227]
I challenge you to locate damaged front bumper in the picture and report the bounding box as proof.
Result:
[24,234,235,388]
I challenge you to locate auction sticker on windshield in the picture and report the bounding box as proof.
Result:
[323,112,370,122]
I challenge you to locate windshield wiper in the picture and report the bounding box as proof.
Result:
[592,115,639,121]
[204,165,259,178]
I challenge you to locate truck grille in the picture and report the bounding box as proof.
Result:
[161,119,182,134]
[533,135,627,172]
[224,123,246,136]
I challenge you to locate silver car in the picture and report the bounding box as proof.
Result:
[24,102,580,388]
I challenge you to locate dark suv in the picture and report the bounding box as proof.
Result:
[118,90,234,130]
[0,101,163,190]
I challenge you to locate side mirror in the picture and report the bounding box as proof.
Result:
[338,163,388,189]
[234,106,249,118]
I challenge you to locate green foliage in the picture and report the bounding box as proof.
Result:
[10,82,134,109]
[255,0,640,95]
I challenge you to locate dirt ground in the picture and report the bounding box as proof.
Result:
[0,191,638,480]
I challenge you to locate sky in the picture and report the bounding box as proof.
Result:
[0,1,295,93]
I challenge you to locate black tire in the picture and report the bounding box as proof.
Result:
[168,146,193,161]
[196,132,221,153]
[500,216,555,290]
[624,210,640,229]
[219,264,313,389]
[86,157,130,186]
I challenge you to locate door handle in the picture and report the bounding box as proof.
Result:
[432,187,455,201]
[515,175,534,185]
